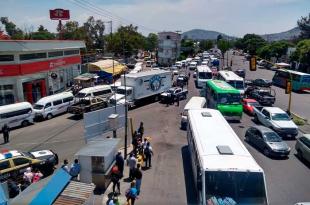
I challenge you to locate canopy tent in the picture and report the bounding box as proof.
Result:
[88,60,126,76]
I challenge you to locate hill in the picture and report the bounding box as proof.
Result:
[260,27,301,41]
[181,29,235,40]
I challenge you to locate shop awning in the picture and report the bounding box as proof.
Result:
[88,60,126,76]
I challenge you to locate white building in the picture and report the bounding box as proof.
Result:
[0,40,85,105]
[157,32,181,66]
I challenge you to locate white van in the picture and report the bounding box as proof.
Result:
[0,102,34,128]
[189,62,198,70]
[75,85,112,100]
[33,92,74,120]
[180,96,206,129]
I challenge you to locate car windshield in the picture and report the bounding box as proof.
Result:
[218,93,241,104]
[272,113,290,121]
[205,171,267,205]
[198,72,212,79]
[116,88,131,95]
[75,92,87,98]
[33,104,44,110]
[264,132,282,142]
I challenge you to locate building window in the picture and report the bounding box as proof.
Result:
[20,53,47,61]
[0,55,14,62]
[48,51,64,58]
[64,49,79,56]
[0,84,14,106]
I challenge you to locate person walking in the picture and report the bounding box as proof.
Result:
[69,159,81,181]
[2,124,10,143]
[133,164,143,195]
[62,159,70,172]
[115,151,124,177]
[176,94,180,107]
[137,122,144,138]
[144,142,153,168]
[127,154,137,180]
[126,181,138,205]
[111,165,121,195]
[32,169,43,183]
[23,167,34,184]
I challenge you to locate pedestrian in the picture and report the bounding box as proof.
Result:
[62,159,70,172]
[127,153,137,180]
[111,165,121,195]
[126,181,138,205]
[69,159,81,181]
[137,122,144,138]
[133,164,143,195]
[132,131,138,153]
[23,167,34,184]
[32,169,43,183]
[2,124,10,143]
[144,142,153,168]
[176,94,180,107]
[166,92,171,107]
[142,138,148,150]
[115,151,124,177]
[188,72,191,79]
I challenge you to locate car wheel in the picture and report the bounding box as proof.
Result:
[21,120,29,127]
[46,113,53,120]
[263,148,270,156]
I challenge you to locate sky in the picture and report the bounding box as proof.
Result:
[0,0,309,37]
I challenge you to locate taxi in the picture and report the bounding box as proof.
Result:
[0,149,58,182]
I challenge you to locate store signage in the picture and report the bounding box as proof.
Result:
[50,59,66,69]
[50,9,70,20]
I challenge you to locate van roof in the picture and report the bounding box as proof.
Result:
[35,92,73,104]
[184,97,206,110]
[79,85,111,93]
[219,70,244,81]
[123,70,170,78]
[197,65,212,72]
[0,102,32,114]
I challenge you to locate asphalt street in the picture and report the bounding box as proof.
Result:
[1,63,309,205]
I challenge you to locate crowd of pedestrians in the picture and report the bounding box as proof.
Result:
[107,121,153,205]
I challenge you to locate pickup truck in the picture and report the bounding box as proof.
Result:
[68,97,108,116]
[253,106,298,138]
[245,87,276,105]
[160,87,188,103]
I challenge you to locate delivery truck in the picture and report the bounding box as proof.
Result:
[109,70,172,108]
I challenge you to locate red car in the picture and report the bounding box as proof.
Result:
[242,98,260,115]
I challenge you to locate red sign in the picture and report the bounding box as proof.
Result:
[0,56,80,77]
[50,9,70,20]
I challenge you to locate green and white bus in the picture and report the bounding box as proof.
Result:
[204,80,243,121]
[272,69,310,92]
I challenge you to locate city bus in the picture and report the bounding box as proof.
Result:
[218,70,245,95]
[204,80,243,121]
[187,108,268,205]
[272,69,310,92]
[195,65,213,89]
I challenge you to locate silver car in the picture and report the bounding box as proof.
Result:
[295,134,310,163]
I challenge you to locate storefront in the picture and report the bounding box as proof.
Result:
[0,40,85,105]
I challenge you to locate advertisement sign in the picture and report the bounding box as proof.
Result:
[49,9,70,20]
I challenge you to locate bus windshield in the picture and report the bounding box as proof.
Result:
[228,81,244,90]
[205,171,267,205]
[218,93,241,104]
[199,72,212,80]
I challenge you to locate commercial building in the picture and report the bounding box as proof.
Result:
[157,32,181,66]
[0,40,85,105]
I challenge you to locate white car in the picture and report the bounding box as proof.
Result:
[173,70,179,75]
[193,71,197,78]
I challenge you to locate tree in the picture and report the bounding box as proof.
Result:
[31,25,55,40]
[234,38,245,50]
[62,21,86,40]
[180,39,195,58]
[257,45,272,60]
[242,34,267,55]
[217,39,232,57]
[0,17,24,39]
[145,33,158,51]
[297,13,310,39]
[290,39,310,71]
[83,16,105,49]
[217,34,223,42]
[199,40,213,51]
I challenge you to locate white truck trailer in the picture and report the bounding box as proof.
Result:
[109,70,172,108]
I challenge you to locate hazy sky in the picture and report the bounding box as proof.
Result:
[1,0,309,37]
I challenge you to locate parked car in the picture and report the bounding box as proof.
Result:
[245,87,276,106]
[234,69,246,78]
[253,106,298,138]
[242,98,260,115]
[252,78,272,87]
[245,126,291,157]
[68,97,108,116]
[295,134,310,163]
[160,87,188,103]
[176,74,188,86]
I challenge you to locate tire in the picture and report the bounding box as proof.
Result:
[46,113,53,120]
[21,120,29,127]
[263,148,270,156]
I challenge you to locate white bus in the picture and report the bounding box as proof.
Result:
[187,108,268,205]
[218,70,245,95]
[195,65,213,89]
[0,102,34,128]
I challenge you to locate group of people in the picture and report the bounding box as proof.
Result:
[61,158,81,180]
[108,121,153,205]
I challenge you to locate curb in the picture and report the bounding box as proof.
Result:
[291,112,310,134]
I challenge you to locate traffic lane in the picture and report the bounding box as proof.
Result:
[230,113,310,205]
[230,54,310,120]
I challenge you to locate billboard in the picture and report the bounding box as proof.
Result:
[50,9,70,20]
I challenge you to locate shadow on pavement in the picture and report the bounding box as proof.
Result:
[294,154,310,169]
[181,145,198,205]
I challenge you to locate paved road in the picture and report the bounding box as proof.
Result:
[228,51,310,121]
[1,65,309,204]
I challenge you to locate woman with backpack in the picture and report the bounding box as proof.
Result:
[126,181,138,205]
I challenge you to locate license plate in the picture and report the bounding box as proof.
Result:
[287,134,292,138]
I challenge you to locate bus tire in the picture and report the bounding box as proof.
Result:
[46,114,53,120]
[21,120,29,127]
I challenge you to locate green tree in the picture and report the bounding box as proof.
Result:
[297,13,310,39]
[234,38,245,50]
[217,34,223,42]
[83,16,105,49]
[290,39,310,68]
[257,45,272,60]
[269,41,291,61]
[217,39,232,57]
[199,40,213,51]
[180,39,195,57]
[145,33,158,51]
[31,25,55,40]
[62,21,86,40]
[0,17,24,39]
[242,34,267,55]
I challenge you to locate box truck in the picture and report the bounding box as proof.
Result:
[109,70,172,108]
